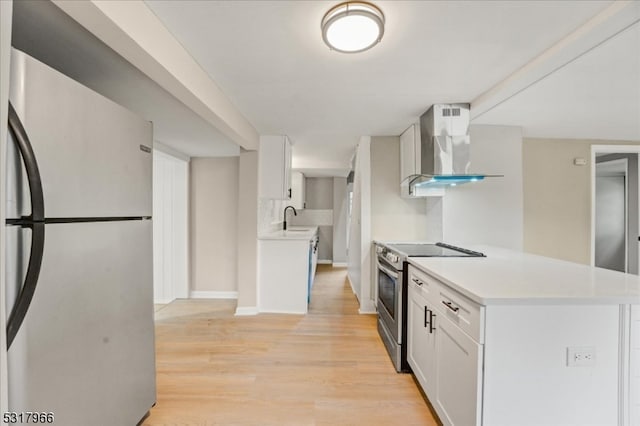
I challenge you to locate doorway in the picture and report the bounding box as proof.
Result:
[153,149,189,303]
[591,146,640,275]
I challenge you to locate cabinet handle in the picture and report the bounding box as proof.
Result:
[412,278,423,286]
[424,306,429,328]
[442,300,460,313]
[288,188,292,198]
[429,311,436,334]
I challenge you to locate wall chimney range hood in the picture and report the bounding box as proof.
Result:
[404,103,500,195]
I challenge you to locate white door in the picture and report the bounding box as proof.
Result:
[152,149,189,304]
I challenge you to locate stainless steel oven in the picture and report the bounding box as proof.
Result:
[375,245,406,372]
[375,242,485,372]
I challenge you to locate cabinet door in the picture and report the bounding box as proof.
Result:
[290,171,305,209]
[283,136,292,199]
[259,135,291,200]
[407,284,437,398]
[400,124,419,182]
[435,312,483,426]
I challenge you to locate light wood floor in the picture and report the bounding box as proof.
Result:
[143,265,438,425]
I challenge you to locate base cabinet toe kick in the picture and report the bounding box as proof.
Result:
[406,262,639,426]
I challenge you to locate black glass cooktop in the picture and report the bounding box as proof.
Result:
[387,242,485,257]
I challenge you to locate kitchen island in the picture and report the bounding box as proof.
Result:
[406,246,640,426]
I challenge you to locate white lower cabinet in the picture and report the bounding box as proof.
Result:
[407,264,628,426]
[407,280,437,397]
[435,311,483,426]
[408,264,483,426]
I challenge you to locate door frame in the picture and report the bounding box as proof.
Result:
[590,145,640,270]
[594,158,628,271]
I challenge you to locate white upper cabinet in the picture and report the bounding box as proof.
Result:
[259,135,292,199]
[400,124,422,198]
[400,124,420,182]
[290,171,306,209]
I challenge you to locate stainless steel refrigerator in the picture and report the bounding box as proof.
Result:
[5,48,156,425]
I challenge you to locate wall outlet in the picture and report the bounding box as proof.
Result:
[567,347,596,367]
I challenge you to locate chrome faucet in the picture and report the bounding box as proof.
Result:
[283,205,297,230]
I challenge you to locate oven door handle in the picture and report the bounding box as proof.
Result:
[378,263,399,280]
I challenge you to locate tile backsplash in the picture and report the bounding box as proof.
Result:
[258,198,284,233]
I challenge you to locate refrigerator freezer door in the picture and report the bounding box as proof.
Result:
[7,220,156,425]
[9,48,152,219]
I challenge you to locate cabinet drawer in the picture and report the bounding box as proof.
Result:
[408,265,441,307]
[435,284,484,343]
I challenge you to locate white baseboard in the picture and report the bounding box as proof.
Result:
[154,298,174,305]
[317,260,332,264]
[347,273,357,296]
[359,302,377,315]
[258,309,306,315]
[235,306,259,316]
[190,291,238,299]
[332,262,348,267]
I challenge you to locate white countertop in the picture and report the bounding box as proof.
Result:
[407,246,640,305]
[259,226,318,241]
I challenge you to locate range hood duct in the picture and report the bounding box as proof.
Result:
[405,103,499,194]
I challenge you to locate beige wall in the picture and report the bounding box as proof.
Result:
[523,138,639,264]
[371,136,430,241]
[190,157,239,292]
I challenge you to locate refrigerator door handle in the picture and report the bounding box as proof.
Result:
[8,102,45,222]
[6,102,46,349]
[6,223,45,349]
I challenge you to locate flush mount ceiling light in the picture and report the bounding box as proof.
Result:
[321,2,385,53]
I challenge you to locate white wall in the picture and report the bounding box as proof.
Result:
[152,148,189,303]
[370,136,436,241]
[333,177,348,265]
[0,0,13,413]
[347,137,375,313]
[190,157,239,297]
[443,125,524,250]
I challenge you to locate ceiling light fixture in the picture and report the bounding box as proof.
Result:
[321,2,385,53]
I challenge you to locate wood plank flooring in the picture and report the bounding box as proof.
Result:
[143,265,438,425]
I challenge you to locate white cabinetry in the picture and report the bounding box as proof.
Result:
[259,135,292,199]
[407,276,437,397]
[400,124,420,183]
[258,228,318,314]
[290,171,306,209]
[435,312,483,426]
[400,124,421,198]
[407,262,626,426]
[407,264,484,426]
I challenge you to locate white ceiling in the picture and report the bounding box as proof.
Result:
[143,0,626,169]
[474,21,640,141]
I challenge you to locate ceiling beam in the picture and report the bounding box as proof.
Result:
[52,0,259,151]
[471,1,640,122]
